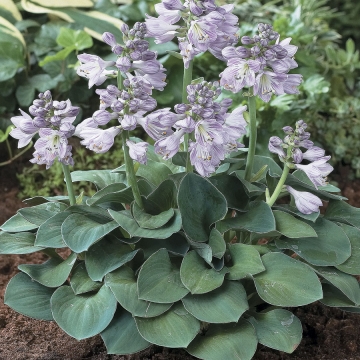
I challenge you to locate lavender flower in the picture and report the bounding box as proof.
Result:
[220,23,302,101]
[80,127,121,153]
[146,0,239,68]
[286,186,322,214]
[10,91,80,168]
[126,140,148,164]
[154,80,247,176]
[296,157,333,188]
[77,23,167,91]
[269,120,334,189]
[77,54,116,88]
[268,136,285,158]
[10,110,39,148]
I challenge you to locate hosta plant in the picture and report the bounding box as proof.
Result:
[2,2,360,359]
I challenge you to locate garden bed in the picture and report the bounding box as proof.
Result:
[1,158,360,360]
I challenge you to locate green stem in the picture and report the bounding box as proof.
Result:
[5,139,13,159]
[0,141,33,167]
[182,60,193,173]
[122,131,144,209]
[117,71,123,90]
[266,164,290,207]
[244,88,257,181]
[61,163,76,206]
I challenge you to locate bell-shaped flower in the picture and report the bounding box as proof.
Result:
[220,59,261,93]
[77,54,115,88]
[283,74,303,95]
[188,19,217,52]
[254,71,286,102]
[189,142,216,177]
[296,156,333,188]
[10,109,39,147]
[302,146,326,162]
[195,119,224,147]
[155,128,185,159]
[121,114,138,131]
[268,136,286,158]
[80,126,121,153]
[286,186,322,214]
[126,140,148,164]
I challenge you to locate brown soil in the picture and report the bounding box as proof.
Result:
[1,150,360,360]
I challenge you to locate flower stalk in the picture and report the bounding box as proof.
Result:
[121,131,144,209]
[244,87,257,181]
[182,60,194,173]
[116,70,144,209]
[266,164,290,207]
[61,163,76,206]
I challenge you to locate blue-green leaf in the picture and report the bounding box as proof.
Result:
[51,285,117,340]
[5,272,55,320]
[178,173,227,242]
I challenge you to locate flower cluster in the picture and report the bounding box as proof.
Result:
[145,0,239,68]
[10,91,80,168]
[76,74,158,157]
[77,22,166,90]
[220,23,302,102]
[269,120,334,214]
[154,80,247,176]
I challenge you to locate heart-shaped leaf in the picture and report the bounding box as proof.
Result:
[18,252,77,287]
[35,211,70,248]
[135,303,200,348]
[178,173,227,242]
[273,210,317,238]
[136,233,189,259]
[86,183,133,206]
[71,170,126,190]
[208,229,226,259]
[0,232,43,254]
[253,252,322,306]
[5,272,55,320]
[321,282,358,307]
[216,201,275,234]
[275,218,351,266]
[180,251,228,294]
[209,174,249,211]
[70,262,102,295]
[336,224,360,275]
[325,199,360,229]
[105,266,172,317]
[182,280,248,323]
[137,249,189,303]
[62,213,119,252]
[311,266,360,305]
[249,309,302,353]
[136,160,172,186]
[19,202,67,226]
[1,213,38,232]
[133,202,174,229]
[85,235,141,281]
[227,243,265,280]
[101,309,151,354]
[109,209,182,239]
[187,320,258,360]
[51,285,117,340]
